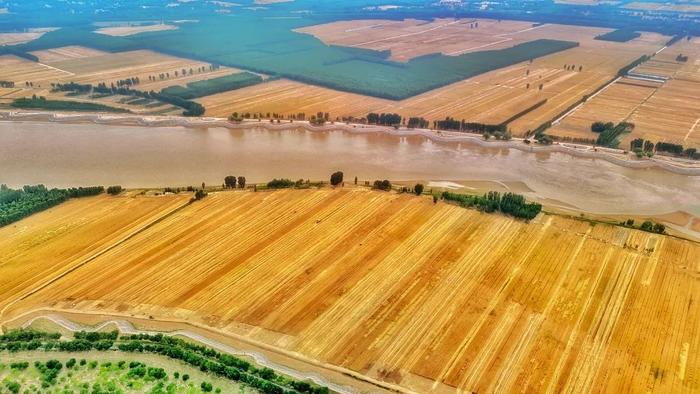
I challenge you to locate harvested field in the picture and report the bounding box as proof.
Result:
[30,45,110,63]
[296,18,536,62]
[95,24,178,37]
[624,1,700,12]
[2,188,699,393]
[0,193,189,313]
[202,21,667,134]
[548,78,660,141]
[625,78,700,148]
[0,46,243,113]
[0,55,71,86]
[0,28,55,46]
[550,38,700,148]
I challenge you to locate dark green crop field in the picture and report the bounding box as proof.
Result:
[595,28,641,42]
[16,16,577,100]
[161,72,264,99]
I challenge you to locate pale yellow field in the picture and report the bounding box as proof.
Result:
[624,1,700,12]
[0,46,242,113]
[95,24,178,37]
[549,38,700,148]
[2,189,699,393]
[0,28,56,46]
[201,21,668,135]
[548,78,660,141]
[296,18,537,62]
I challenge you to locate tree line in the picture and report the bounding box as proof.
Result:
[0,328,329,394]
[51,82,205,117]
[620,218,666,234]
[631,138,698,159]
[441,191,542,220]
[0,184,105,227]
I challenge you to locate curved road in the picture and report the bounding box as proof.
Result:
[20,313,401,394]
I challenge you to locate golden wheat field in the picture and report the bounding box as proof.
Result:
[1,188,699,393]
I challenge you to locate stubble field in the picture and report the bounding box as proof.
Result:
[549,37,700,148]
[0,46,244,114]
[1,188,698,394]
[201,20,668,135]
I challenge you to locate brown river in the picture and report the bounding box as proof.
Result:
[1,121,699,218]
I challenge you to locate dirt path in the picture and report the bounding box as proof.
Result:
[10,311,409,394]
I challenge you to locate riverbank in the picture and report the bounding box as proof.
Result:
[2,110,699,176]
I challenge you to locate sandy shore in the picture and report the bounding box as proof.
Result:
[2,110,699,176]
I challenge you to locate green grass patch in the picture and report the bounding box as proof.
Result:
[11,97,129,113]
[161,72,264,99]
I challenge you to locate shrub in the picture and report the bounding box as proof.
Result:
[372,180,392,191]
[414,183,424,195]
[3,380,20,394]
[267,178,295,189]
[182,374,190,381]
[201,381,213,392]
[107,185,123,195]
[148,367,167,379]
[10,362,29,370]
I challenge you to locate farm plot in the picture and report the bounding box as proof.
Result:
[200,24,667,134]
[548,78,661,141]
[624,1,700,12]
[624,79,700,148]
[0,45,244,113]
[0,28,56,46]
[550,38,700,148]
[0,55,71,86]
[2,188,699,394]
[28,48,240,89]
[296,18,537,62]
[0,193,189,313]
[95,23,178,37]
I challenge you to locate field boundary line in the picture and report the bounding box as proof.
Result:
[446,38,513,56]
[348,20,462,48]
[0,198,192,322]
[36,62,75,76]
[5,309,414,394]
[552,77,620,125]
[684,118,699,142]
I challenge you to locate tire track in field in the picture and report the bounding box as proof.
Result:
[0,197,193,323]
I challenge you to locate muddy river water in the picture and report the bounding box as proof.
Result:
[1,121,699,217]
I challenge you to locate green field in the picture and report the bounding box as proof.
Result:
[17,17,578,100]
[595,28,641,42]
[1,329,329,394]
[161,72,264,99]
[1,353,251,394]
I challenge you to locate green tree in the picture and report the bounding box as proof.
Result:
[330,171,344,186]
[224,176,237,188]
[414,184,424,195]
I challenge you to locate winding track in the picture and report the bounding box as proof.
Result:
[20,314,372,394]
